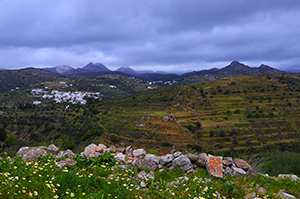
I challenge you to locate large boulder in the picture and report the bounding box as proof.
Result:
[144,154,160,165]
[84,143,97,157]
[47,144,60,154]
[133,149,146,159]
[17,146,30,156]
[205,155,223,178]
[96,144,107,153]
[159,154,173,166]
[234,159,250,170]
[20,146,47,162]
[56,149,76,159]
[197,153,207,167]
[132,159,157,171]
[172,155,192,172]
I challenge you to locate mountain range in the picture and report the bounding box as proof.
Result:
[0,61,288,93]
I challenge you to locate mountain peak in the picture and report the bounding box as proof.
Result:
[116,66,139,75]
[80,62,110,73]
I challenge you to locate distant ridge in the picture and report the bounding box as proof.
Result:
[116,67,139,76]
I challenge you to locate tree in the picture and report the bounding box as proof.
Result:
[219,129,226,137]
[194,121,202,128]
[0,124,7,142]
[224,110,232,116]
[209,130,214,138]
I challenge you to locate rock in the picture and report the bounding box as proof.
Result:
[46,144,60,154]
[244,192,256,199]
[246,167,257,177]
[178,176,189,182]
[125,146,133,157]
[223,157,233,165]
[140,181,147,188]
[109,145,117,153]
[56,158,77,167]
[186,168,194,174]
[95,152,101,157]
[205,155,223,178]
[133,149,146,159]
[172,155,192,172]
[232,167,247,176]
[197,153,207,167]
[132,159,157,171]
[116,148,125,153]
[224,166,232,176]
[187,153,198,162]
[56,149,76,159]
[136,171,155,180]
[234,159,250,170]
[126,159,133,164]
[21,147,47,162]
[278,174,300,181]
[257,187,267,195]
[84,143,97,157]
[167,180,178,187]
[88,154,96,158]
[96,144,107,153]
[114,153,125,163]
[159,154,173,166]
[17,146,30,156]
[144,154,160,164]
[80,152,85,156]
[173,151,182,158]
[277,190,296,199]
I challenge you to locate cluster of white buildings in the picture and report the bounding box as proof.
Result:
[31,89,100,105]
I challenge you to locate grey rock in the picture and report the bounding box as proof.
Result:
[84,143,97,157]
[47,144,60,154]
[116,148,125,153]
[244,192,256,199]
[109,145,117,153]
[187,153,198,162]
[140,181,147,188]
[132,159,157,171]
[56,149,76,159]
[133,149,146,159]
[232,167,247,176]
[223,157,233,165]
[96,144,107,153]
[145,154,160,164]
[173,151,182,158]
[114,153,126,163]
[197,153,207,167]
[278,174,300,181]
[17,147,30,156]
[56,158,77,167]
[159,154,173,166]
[224,166,232,176]
[277,190,296,199]
[21,147,47,162]
[257,187,267,195]
[172,155,192,172]
[95,152,101,157]
[125,146,133,157]
[136,171,155,180]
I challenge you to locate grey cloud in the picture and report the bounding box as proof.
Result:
[0,0,300,72]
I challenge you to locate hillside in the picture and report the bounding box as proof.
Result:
[0,74,299,158]
[0,68,68,93]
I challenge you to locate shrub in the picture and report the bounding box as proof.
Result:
[5,136,17,145]
[81,127,103,141]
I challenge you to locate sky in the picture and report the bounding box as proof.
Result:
[1,0,300,73]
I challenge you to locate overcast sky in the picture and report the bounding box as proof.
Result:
[1,0,300,73]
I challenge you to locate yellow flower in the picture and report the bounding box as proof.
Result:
[78,185,81,187]
[82,192,86,196]
[171,192,175,196]
[34,191,38,196]
[108,182,111,184]
[53,195,59,199]
[70,193,75,197]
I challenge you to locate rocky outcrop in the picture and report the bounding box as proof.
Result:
[84,143,98,157]
[56,158,77,167]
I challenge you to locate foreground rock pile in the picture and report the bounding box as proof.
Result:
[17,143,255,178]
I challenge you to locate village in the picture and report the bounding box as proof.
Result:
[31,88,101,105]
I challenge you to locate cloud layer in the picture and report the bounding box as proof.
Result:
[1,0,300,72]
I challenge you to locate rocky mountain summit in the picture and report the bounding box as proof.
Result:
[14,143,299,199]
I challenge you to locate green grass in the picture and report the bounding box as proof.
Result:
[0,153,300,198]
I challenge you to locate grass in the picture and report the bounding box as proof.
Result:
[0,153,300,198]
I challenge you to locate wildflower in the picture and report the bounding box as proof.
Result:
[53,195,59,199]
[78,185,81,188]
[171,192,175,196]
[82,192,86,196]
[108,182,111,184]
[57,184,60,187]
[66,192,69,194]
[34,191,38,196]
[14,166,17,169]
[28,192,33,197]
[63,169,68,172]
[22,190,26,193]
[70,193,75,197]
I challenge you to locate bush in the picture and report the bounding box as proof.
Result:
[81,127,103,141]
[5,136,17,145]
[261,152,300,176]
